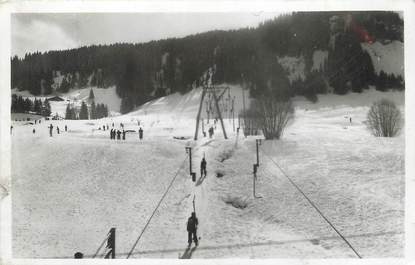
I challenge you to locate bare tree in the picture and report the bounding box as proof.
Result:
[253,96,294,140]
[367,99,402,137]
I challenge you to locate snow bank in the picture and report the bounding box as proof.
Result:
[293,88,404,111]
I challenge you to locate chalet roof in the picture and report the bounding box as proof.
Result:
[47,96,65,101]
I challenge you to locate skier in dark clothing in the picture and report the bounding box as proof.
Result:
[110,129,113,139]
[117,130,121,140]
[200,158,207,178]
[33,128,36,134]
[122,130,126,140]
[57,126,60,134]
[187,212,199,246]
[208,127,214,138]
[139,127,143,140]
[10,126,13,135]
[49,124,53,137]
[65,125,67,132]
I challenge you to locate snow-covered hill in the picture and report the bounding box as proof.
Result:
[11,84,404,258]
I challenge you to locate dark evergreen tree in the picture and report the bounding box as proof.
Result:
[79,101,89,119]
[42,99,51,116]
[34,98,42,114]
[90,101,97,119]
[89,88,95,101]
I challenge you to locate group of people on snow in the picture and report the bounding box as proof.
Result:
[110,128,125,140]
[109,126,144,141]
[47,124,68,137]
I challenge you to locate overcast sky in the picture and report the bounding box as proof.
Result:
[11,12,284,58]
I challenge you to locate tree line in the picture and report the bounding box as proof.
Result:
[65,101,109,120]
[11,11,403,113]
[11,95,51,116]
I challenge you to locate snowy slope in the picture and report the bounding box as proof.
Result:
[361,41,404,76]
[11,86,404,258]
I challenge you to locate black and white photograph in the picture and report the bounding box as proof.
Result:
[0,1,412,262]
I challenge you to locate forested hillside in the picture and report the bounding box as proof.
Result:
[11,11,404,113]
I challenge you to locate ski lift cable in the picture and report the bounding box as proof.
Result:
[126,142,206,259]
[260,149,362,258]
[92,232,110,258]
[126,157,188,258]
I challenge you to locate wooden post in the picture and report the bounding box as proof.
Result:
[105,228,116,259]
[212,87,228,139]
[193,195,196,214]
[194,87,207,140]
[232,97,235,132]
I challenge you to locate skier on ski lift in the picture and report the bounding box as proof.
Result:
[187,212,199,247]
[200,157,207,178]
[139,127,143,140]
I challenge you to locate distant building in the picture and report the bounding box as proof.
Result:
[48,96,65,101]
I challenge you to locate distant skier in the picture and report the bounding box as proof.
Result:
[33,128,36,134]
[208,127,214,138]
[112,122,114,127]
[65,125,67,132]
[122,130,126,140]
[200,157,207,178]
[187,212,199,247]
[49,124,53,137]
[117,130,121,140]
[106,125,109,130]
[110,129,114,139]
[57,126,60,134]
[10,125,13,135]
[349,117,352,124]
[35,120,37,124]
[139,127,143,140]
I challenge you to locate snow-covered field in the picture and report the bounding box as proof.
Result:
[11,87,404,258]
